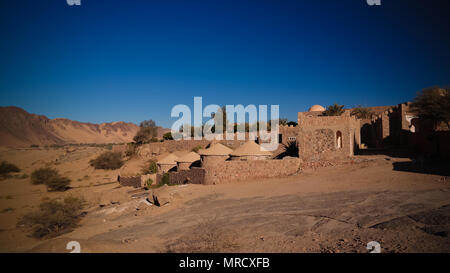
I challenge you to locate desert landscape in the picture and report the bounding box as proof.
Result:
[1,0,449,257]
[0,109,449,253]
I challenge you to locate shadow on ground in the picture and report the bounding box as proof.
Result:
[392,161,450,176]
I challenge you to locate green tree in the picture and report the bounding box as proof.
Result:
[322,103,345,116]
[410,87,450,130]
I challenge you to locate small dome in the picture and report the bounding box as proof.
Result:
[176,152,200,163]
[308,105,326,112]
[198,143,232,156]
[158,153,178,165]
[231,141,272,156]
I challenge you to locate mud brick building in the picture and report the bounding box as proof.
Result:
[297,108,360,161]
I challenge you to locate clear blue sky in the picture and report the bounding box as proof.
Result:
[1,0,449,127]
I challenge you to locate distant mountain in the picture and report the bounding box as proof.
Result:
[0,106,166,147]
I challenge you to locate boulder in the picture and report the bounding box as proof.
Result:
[99,187,130,207]
[150,184,172,206]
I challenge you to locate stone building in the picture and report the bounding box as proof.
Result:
[297,106,360,161]
[230,141,272,161]
[198,143,233,168]
[157,153,178,173]
[176,151,201,171]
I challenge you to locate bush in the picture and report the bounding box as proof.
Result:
[191,145,203,153]
[89,152,124,170]
[0,161,20,178]
[18,196,85,238]
[30,144,39,148]
[142,160,158,174]
[31,167,71,191]
[161,173,170,185]
[163,132,173,140]
[125,143,137,157]
[145,178,153,189]
[133,119,158,145]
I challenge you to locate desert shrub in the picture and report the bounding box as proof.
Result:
[161,173,170,185]
[163,132,173,140]
[150,137,159,143]
[89,152,124,170]
[18,196,85,238]
[145,178,154,189]
[142,160,158,174]
[191,145,203,153]
[45,176,71,191]
[0,161,20,178]
[31,167,71,191]
[30,144,39,148]
[31,168,58,185]
[125,143,137,157]
[133,119,158,145]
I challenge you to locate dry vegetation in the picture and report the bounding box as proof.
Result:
[89,151,124,170]
[31,167,71,192]
[17,196,85,239]
[0,161,20,179]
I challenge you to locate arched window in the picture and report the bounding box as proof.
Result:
[336,131,343,149]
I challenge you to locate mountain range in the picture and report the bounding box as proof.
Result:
[0,106,166,147]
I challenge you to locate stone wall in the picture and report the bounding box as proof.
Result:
[168,168,205,185]
[204,157,301,185]
[117,174,155,188]
[118,175,142,188]
[297,110,360,161]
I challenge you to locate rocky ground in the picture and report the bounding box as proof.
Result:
[0,146,449,253]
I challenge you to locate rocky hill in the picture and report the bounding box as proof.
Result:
[0,106,165,147]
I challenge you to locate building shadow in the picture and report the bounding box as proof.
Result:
[392,160,450,176]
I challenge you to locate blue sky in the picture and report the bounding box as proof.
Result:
[1,0,449,128]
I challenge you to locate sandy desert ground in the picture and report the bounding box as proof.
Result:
[0,146,449,253]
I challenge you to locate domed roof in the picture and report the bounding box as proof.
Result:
[176,152,200,163]
[198,143,233,156]
[230,141,272,156]
[308,105,326,112]
[158,153,178,165]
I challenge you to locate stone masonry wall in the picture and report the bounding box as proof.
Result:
[204,158,301,185]
[168,168,205,185]
[297,111,358,161]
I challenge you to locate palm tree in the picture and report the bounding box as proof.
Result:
[322,103,345,116]
[351,106,374,119]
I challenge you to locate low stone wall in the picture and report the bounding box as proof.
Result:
[117,175,142,188]
[168,168,205,185]
[204,157,301,185]
[117,174,155,188]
